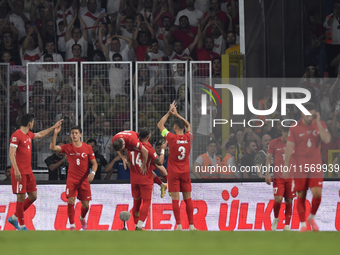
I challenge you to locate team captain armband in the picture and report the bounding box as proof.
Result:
[161,129,168,137]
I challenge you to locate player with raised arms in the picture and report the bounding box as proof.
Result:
[127,127,168,230]
[157,101,196,231]
[7,113,63,230]
[284,102,331,232]
[265,126,296,231]
[50,125,98,230]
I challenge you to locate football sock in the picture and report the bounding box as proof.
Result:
[309,214,315,220]
[184,198,194,225]
[132,199,142,224]
[139,199,151,222]
[172,200,181,225]
[285,203,292,225]
[297,197,306,223]
[137,220,144,229]
[273,201,281,218]
[80,206,89,219]
[23,198,34,211]
[16,201,24,226]
[301,222,307,228]
[67,204,75,225]
[311,197,321,216]
[153,176,163,186]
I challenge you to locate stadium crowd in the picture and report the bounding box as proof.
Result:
[1,0,340,181]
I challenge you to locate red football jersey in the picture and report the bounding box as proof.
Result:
[112,131,141,151]
[128,142,158,185]
[287,119,327,166]
[267,137,295,178]
[164,130,192,173]
[60,143,95,182]
[10,129,35,174]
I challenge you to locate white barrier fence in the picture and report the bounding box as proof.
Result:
[0,182,339,231]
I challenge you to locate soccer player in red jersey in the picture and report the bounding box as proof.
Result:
[112,131,149,173]
[8,113,63,230]
[127,127,168,230]
[157,101,196,231]
[266,127,296,231]
[284,102,331,232]
[50,125,98,230]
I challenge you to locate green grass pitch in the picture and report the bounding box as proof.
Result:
[1,231,340,255]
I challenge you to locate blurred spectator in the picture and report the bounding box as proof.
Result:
[175,0,203,27]
[1,31,21,65]
[95,119,114,161]
[8,0,31,40]
[221,141,240,178]
[254,134,272,179]
[203,19,227,56]
[66,44,87,63]
[80,0,102,31]
[105,154,130,180]
[87,138,108,180]
[36,54,64,92]
[225,31,240,55]
[212,57,221,78]
[133,13,155,61]
[191,140,222,178]
[324,2,340,77]
[54,0,77,29]
[202,0,228,32]
[322,117,338,166]
[2,166,11,181]
[319,79,333,120]
[39,39,64,62]
[109,53,129,100]
[171,15,198,49]
[305,10,326,77]
[152,140,169,177]
[91,17,112,50]
[45,140,68,180]
[241,139,257,178]
[65,11,88,60]
[100,32,133,61]
[166,28,198,61]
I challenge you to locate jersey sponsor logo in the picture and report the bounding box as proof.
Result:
[277,148,282,150]
[12,137,17,142]
[76,153,80,156]
[70,153,75,155]
[299,133,305,137]
[307,131,312,134]
[176,140,188,144]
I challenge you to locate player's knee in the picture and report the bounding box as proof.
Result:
[134,211,140,218]
[17,194,25,202]
[29,194,37,202]
[285,198,293,204]
[68,197,75,204]
[274,197,283,203]
[81,201,89,209]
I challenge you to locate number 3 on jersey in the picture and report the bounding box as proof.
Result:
[178,146,186,160]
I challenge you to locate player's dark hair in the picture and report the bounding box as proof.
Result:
[225,141,236,150]
[174,119,185,130]
[21,113,35,127]
[179,15,189,22]
[112,139,123,151]
[302,102,316,111]
[173,40,183,45]
[139,127,151,139]
[149,39,158,45]
[126,16,135,21]
[71,126,82,134]
[207,140,217,147]
[112,53,122,61]
[245,139,256,149]
[282,126,290,133]
[72,43,81,51]
[43,54,53,61]
[87,138,97,145]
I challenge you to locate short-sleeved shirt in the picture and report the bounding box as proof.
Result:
[128,142,158,185]
[172,27,198,49]
[267,137,295,178]
[112,131,141,151]
[225,45,240,55]
[60,143,95,182]
[135,45,148,61]
[287,119,327,166]
[197,47,220,76]
[10,129,35,174]
[162,129,192,174]
[169,48,191,61]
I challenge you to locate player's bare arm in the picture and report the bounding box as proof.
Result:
[283,141,294,178]
[50,124,62,152]
[157,141,168,165]
[88,159,98,182]
[315,112,331,144]
[140,146,149,175]
[265,153,273,185]
[157,101,176,132]
[191,162,202,179]
[34,119,63,140]
[154,164,168,177]
[9,146,21,181]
